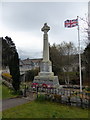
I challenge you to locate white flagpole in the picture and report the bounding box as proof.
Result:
[77,16,82,92]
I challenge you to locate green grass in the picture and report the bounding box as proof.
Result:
[0,112,2,120]
[0,85,2,99]
[2,85,17,99]
[2,100,89,118]
[0,85,2,119]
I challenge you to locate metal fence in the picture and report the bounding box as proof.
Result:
[28,87,90,108]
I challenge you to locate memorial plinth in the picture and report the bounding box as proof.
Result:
[33,23,59,87]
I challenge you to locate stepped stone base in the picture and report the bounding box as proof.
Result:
[33,75,59,88]
[33,60,59,88]
[39,72,54,76]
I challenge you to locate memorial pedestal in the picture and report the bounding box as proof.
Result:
[34,75,59,87]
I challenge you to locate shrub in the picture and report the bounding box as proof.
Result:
[9,89,23,97]
[85,86,90,91]
[53,94,61,102]
[2,73,12,78]
[25,68,39,82]
[36,94,46,102]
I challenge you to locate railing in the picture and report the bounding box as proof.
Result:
[28,87,89,108]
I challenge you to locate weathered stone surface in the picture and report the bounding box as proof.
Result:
[42,23,50,61]
[33,75,59,87]
[40,60,52,73]
[33,23,59,87]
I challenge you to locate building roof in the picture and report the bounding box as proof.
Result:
[19,58,43,66]
[30,58,43,63]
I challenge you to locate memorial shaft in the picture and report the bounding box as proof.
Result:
[41,23,50,61]
[43,33,49,61]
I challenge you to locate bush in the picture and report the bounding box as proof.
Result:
[53,94,61,102]
[11,90,23,96]
[85,87,90,91]
[36,94,46,102]
[25,68,39,82]
[2,72,12,78]
[2,73,12,83]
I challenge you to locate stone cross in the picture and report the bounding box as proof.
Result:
[41,23,50,33]
[41,23,50,61]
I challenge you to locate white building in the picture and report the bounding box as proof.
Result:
[19,58,42,73]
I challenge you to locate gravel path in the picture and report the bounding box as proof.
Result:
[2,92,36,111]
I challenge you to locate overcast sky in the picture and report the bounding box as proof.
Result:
[0,1,88,59]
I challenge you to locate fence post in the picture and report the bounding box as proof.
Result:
[80,97,83,108]
[80,92,83,108]
[36,86,39,98]
[24,84,27,97]
[76,91,78,106]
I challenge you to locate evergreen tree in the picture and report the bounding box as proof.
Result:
[84,43,90,84]
[2,36,20,91]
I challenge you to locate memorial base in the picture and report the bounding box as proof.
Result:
[33,75,59,88]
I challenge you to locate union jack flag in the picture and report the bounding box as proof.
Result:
[64,19,78,28]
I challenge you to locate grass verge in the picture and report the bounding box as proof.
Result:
[2,99,89,118]
[2,85,20,99]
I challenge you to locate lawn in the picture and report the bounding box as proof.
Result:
[0,85,2,119]
[2,85,17,99]
[0,85,2,99]
[2,100,89,118]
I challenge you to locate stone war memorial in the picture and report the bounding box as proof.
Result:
[33,23,59,87]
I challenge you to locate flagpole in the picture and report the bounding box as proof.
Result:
[77,16,82,92]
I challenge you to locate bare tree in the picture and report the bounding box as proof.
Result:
[58,41,78,84]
